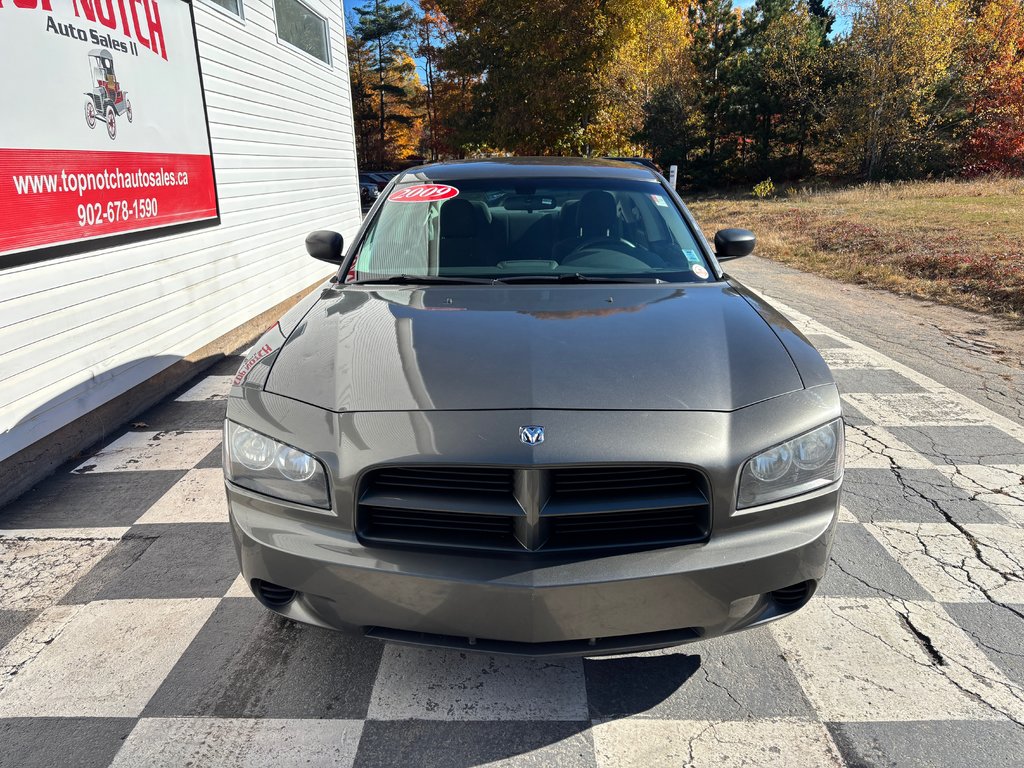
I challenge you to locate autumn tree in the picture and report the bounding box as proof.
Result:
[958,0,1024,174]
[731,1,831,178]
[434,0,625,154]
[347,28,380,166]
[585,0,691,156]
[826,0,968,179]
[413,0,479,159]
[638,0,742,185]
[353,0,418,167]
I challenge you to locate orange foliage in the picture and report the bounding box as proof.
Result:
[962,0,1024,174]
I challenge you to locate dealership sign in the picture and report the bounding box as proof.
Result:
[0,0,218,263]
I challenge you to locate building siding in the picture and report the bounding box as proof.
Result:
[0,0,360,462]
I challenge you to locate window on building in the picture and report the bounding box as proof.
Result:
[274,0,330,65]
[205,0,243,18]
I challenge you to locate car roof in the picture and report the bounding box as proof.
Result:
[397,157,659,183]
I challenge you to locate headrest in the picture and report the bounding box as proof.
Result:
[577,190,617,238]
[440,198,481,239]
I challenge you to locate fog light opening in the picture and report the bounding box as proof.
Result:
[253,579,297,609]
[770,580,814,610]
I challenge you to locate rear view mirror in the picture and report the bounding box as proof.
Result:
[714,228,756,260]
[305,230,344,264]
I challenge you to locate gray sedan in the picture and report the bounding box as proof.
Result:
[223,158,843,656]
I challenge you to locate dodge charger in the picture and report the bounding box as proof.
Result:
[223,158,843,656]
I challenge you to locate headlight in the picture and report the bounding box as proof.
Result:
[737,419,843,509]
[224,421,330,509]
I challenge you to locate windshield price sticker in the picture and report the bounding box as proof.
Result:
[389,184,459,203]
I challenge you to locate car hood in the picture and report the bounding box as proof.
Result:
[264,283,805,412]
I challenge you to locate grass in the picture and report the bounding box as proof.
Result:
[688,177,1024,319]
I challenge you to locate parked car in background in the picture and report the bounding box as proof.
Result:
[361,172,394,192]
[358,174,380,205]
[225,157,843,657]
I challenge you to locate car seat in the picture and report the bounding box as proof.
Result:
[553,190,620,259]
[439,199,492,269]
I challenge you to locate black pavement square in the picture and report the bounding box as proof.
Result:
[819,522,929,599]
[841,400,873,427]
[841,467,1005,524]
[833,368,926,395]
[584,627,815,720]
[944,603,1024,688]
[0,609,35,650]
[59,536,156,605]
[137,399,227,431]
[195,443,224,469]
[889,425,1024,465]
[0,717,135,768]
[91,522,237,600]
[353,720,596,768]
[143,597,384,720]
[827,720,1024,768]
[0,470,186,529]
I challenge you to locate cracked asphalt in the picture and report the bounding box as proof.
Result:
[0,256,1022,767]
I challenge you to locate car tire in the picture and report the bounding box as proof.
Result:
[85,100,96,129]
[126,99,133,123]
[106,105,116,140]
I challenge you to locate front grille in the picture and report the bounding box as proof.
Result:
[358,465,710,555]
[371,467,514,495]
[552,466,697,496]
[547,507,707,550]
[360,506,518,550]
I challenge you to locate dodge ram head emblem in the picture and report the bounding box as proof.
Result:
[519,425,544,446]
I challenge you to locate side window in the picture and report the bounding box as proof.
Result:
[203,0,244,19]
[274,0,331,65]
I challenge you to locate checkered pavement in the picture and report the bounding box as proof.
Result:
[1,295,1023,767]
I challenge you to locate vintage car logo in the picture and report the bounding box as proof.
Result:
[519,425,544,446]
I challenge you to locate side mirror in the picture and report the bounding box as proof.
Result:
[714,228,756,260]
[305,230,344,264]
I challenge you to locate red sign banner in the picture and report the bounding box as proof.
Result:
[0,148,217,253]
[1,0,217,264]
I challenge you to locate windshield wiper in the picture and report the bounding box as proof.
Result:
[495,273,667,284]
[349,274,497,285]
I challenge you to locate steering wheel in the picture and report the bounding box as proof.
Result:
[563,237,638,263]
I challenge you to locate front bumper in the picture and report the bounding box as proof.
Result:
[228,480,838,656]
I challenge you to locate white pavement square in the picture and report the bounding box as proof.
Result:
[110,717,364,768]
[72,430,222,473]
[592,719,844,768]
[135,468,229,524]
[842,423,935,469]
[843,392,991,427]
[174,375,234,402]
[770,597,1004,722]
[367,645,589,721]
[0,598,218,718]
[937,464,1024,523]
[820,348,889,370]
[867,522,1024,604]
[0,536,118,611]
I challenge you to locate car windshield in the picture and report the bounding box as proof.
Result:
[350,177,714,283]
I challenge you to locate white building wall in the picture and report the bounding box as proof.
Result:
[0,0,360,462]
